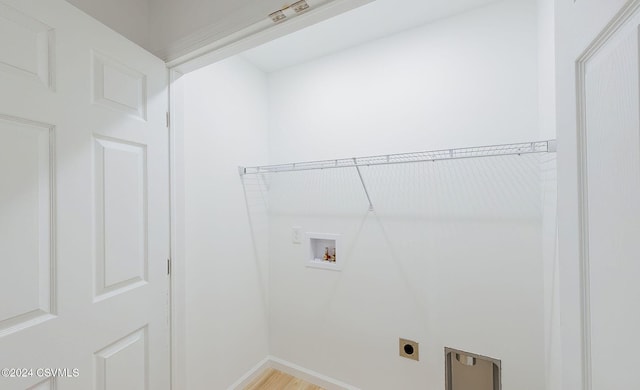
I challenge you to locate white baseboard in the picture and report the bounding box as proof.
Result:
[227,357,271,390]
[230,356,360,390]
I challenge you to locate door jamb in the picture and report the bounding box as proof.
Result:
[166,1,374,388]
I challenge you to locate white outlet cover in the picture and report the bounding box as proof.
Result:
[292,226,302,244]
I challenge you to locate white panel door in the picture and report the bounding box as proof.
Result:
[557,0,640,389]
[0,1,170,389]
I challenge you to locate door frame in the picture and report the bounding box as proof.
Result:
[574,2,640,390]
[556,0,640,389]
[166,1,373,388]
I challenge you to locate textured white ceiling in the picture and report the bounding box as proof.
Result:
[240,0,500,72]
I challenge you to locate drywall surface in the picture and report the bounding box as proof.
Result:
[537,0,556,141]
[240,0,500,73]
[537,0,560,389]
[266,160,545,390]
[541,153,559,390]
[265,0,546,389]
[267,0,539,163]
[182,57,270,390]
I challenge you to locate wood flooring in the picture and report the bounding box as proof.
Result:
[244,368,325,390]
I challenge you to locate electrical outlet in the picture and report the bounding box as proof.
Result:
[292,226,302,244]
[399,338,419,361]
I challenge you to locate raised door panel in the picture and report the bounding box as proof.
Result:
[0,114,54,336]
[0,2,53,88]
[92,52,147,120]
[27,378,55,390]
[95,328,147,390]
[94,137,147,300]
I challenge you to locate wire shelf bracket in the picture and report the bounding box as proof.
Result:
[352,157,374,211]
[238,139,557,211]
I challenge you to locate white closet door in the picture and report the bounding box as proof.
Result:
[558,0,640,389]
[0,1,170,389]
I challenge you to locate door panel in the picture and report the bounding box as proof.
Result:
[0,1,170,389]
[0,2,54,89]
[94,137,148,299]
[0,115,54,336]
[27,378,55,390]
[92,51,147,120]
[94,327,148,390]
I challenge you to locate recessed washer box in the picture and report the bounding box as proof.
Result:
[306,232,342,271]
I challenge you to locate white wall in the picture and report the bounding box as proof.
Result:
[182,56,270,390]
[268,0,539,163]
[537,0,556,141]
[266,0,546,389]
[537,1,561,389]
[267,158,546,390]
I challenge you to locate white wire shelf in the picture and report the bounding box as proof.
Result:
[239,140,557,176]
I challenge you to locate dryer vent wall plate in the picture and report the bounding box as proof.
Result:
[445,347,501,390]
[399,338,419,361]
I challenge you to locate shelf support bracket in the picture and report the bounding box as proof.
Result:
[353,158,374,212]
